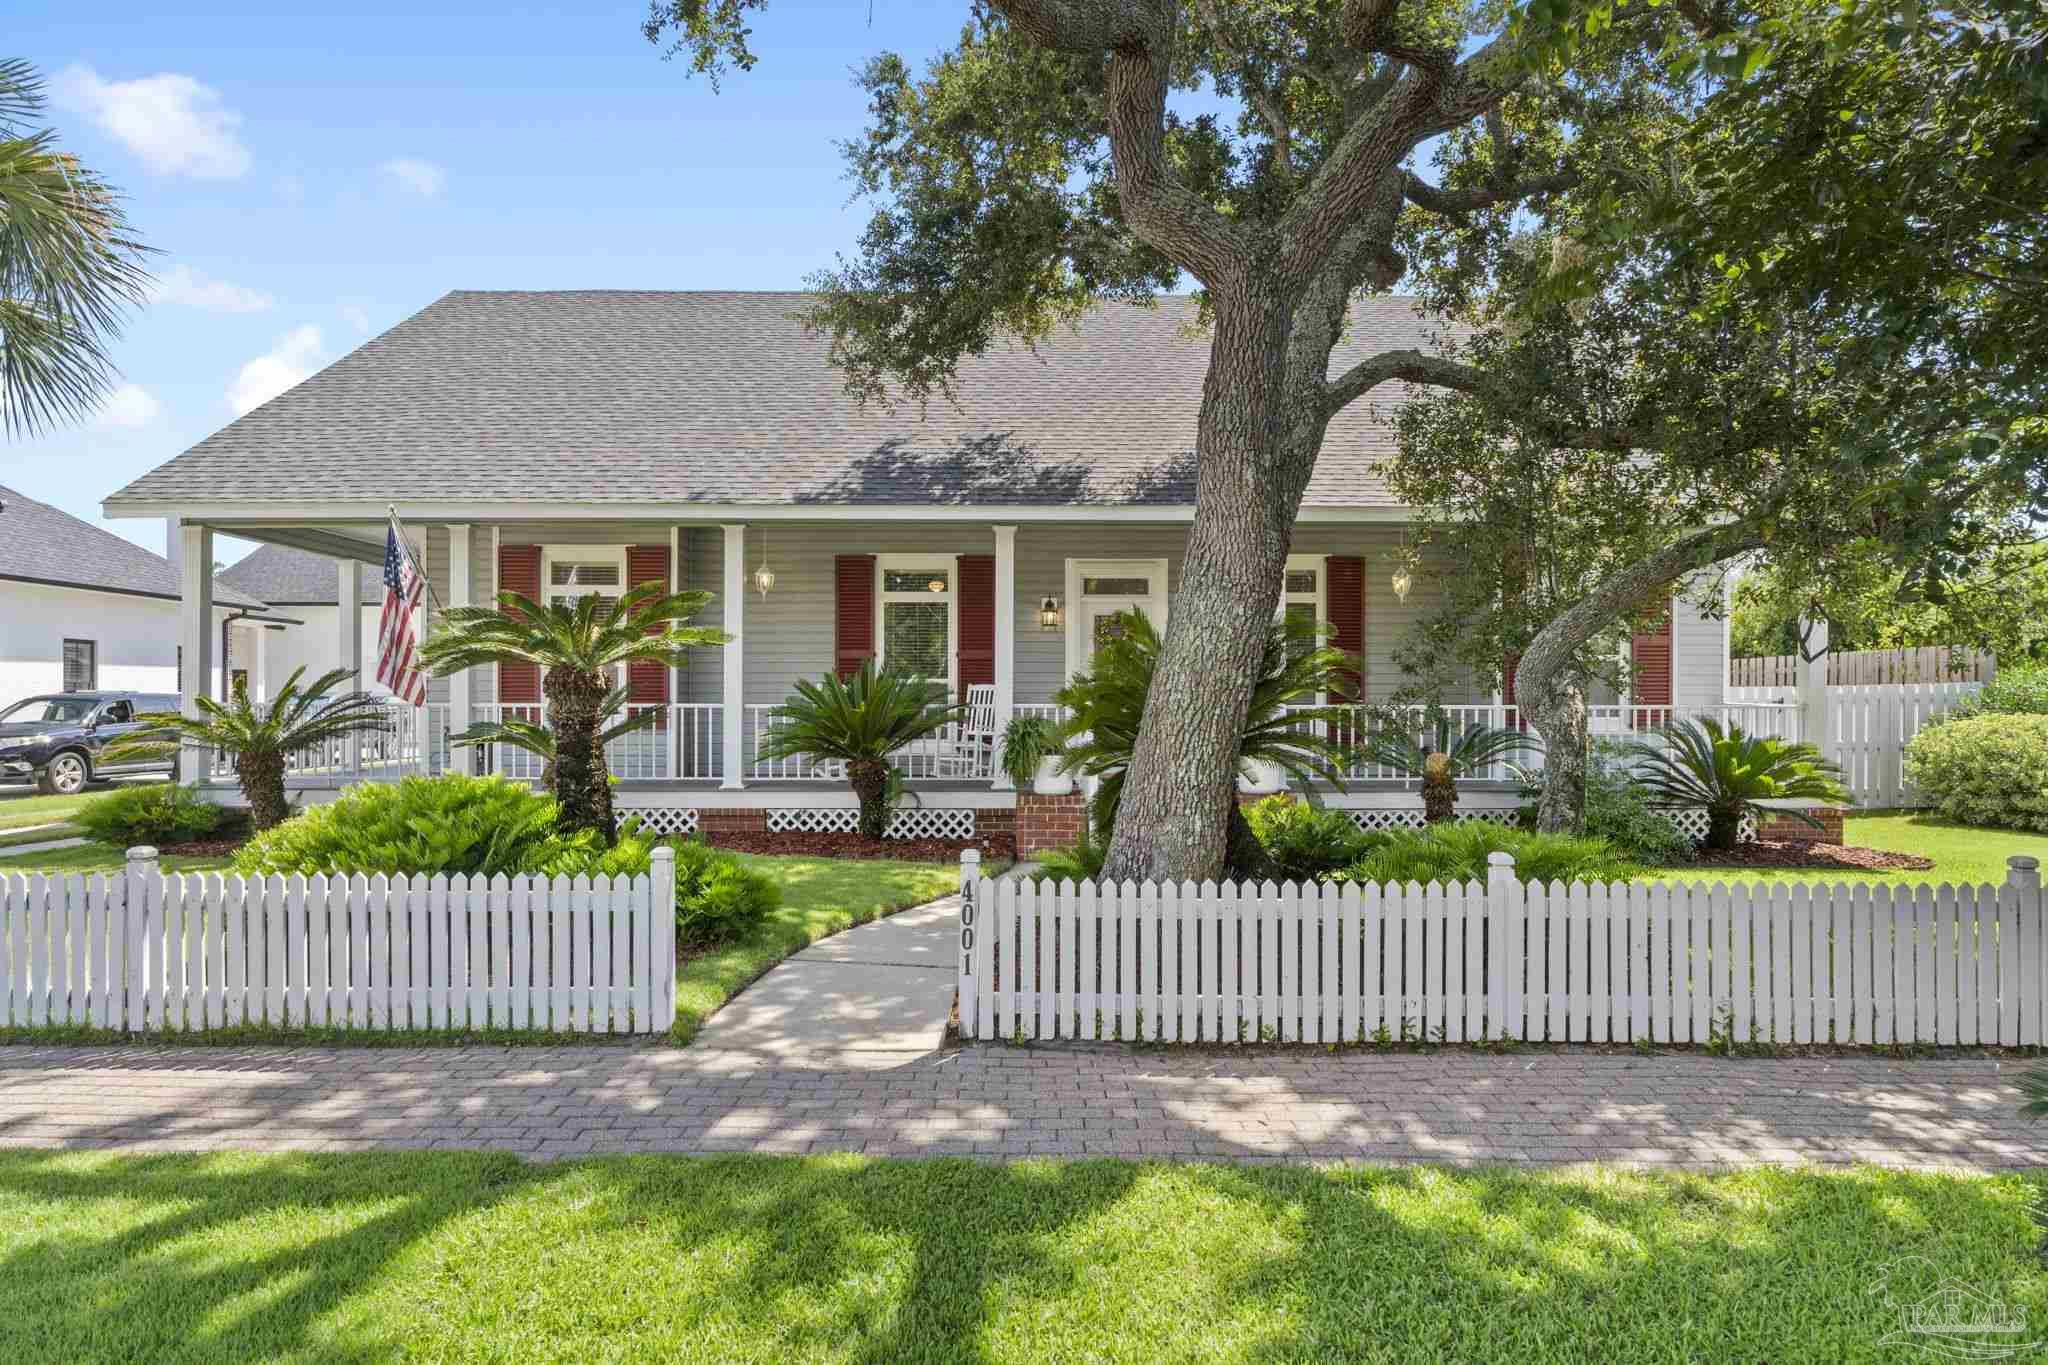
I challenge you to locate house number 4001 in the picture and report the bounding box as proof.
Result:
[959,882,975,970]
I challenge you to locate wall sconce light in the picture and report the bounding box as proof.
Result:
[1039,594,1063,631]
[1390,566,1413,602]
[927,577,947,593]
[752,527,776,597]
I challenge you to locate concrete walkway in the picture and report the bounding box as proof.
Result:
[688,893,964,1069]
[4,1044,2045,1170]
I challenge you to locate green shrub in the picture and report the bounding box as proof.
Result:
[1336,822,1636,887]
[1032,829,1108,885]
[1903,713,2048,832]
[1954,665,2048,719]
[1243,796,1374,881]
[232,775,582,878]
[74,783,223,847]
[547,825,782,947]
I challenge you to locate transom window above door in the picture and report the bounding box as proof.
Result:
[877,556,956,689]
[1065,558,1170,681]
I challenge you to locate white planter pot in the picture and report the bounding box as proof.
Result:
[1032,758,1075,796]
[1237,759,1286,795]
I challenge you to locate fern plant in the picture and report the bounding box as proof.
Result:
[105,668,391,830]
[1622,718,1850,851]
[757,663,964,838]
[421,581,725,840]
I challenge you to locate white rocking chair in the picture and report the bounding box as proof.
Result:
[933,684,1000,779]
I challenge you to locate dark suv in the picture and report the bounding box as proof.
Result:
[0,691,183,795]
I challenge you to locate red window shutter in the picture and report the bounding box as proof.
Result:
[834,555,877,680]
[957,554,995,700]
[1502,650,1520,706]
[1325,556,1365,702]
[625,544,671,704]
[1631,600,1674,707]
[497,543,541,705]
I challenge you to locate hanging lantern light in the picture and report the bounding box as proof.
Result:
[752,526,776,597]
[928,576,947,593]
[1390,565,1413,602]
[1039,594,1063,631]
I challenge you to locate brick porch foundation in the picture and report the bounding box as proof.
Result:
[1756,806,1846,845]
[1016,793,1087,857]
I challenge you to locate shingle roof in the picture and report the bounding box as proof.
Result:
[109,290,1452,510]
[0,484,265,608]
[218,543,381,605]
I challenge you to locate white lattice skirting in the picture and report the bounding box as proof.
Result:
[1343,806,1757,843]
[765,808,979,840]
[626,808,701,837]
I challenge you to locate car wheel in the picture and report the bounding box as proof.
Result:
[38,750,90,796]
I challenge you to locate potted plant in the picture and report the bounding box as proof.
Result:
[1000,714,1069,794]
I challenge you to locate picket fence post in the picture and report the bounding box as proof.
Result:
[957,849,981,1039]
[123,845,158,1032]
[649,846,676,1032]
[1486,851,1518,1041]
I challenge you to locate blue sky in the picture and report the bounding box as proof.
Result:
[2,0,1005,562]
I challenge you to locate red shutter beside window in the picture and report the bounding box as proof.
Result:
[1325,555,1364,702]
[497,543,541,705]
[957,554,995,700]
[625,543,671,704]
[1631,601,1674,707]
[834,555,877,680]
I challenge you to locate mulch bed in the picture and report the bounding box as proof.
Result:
[1687,839,1935,872]
[157,838,249,858]
[704,830,1017,864]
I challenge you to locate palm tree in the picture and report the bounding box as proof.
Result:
[420,582,725,840]
[1359,712,1541,823]
[1,59,152,437]
[106,668,392,830]
[756,663,964,838]
[1622,717,1850,851]
[1053,612,1354,871]
[447,683,659,788]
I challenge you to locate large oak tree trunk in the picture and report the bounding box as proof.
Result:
[1100,290,1323,883]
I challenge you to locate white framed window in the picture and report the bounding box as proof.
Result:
[540,546,627,614]
[1064,558,1170,681]
[876,554,958,692]
[1280,553,1330,699]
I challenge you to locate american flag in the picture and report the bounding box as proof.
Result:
[377,521,428,705]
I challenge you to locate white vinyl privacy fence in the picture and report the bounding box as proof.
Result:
[1,847,676,1033]
[956,851,2048,1047]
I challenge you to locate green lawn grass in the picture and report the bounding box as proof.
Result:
[674,854,959,1044]
[1642,810,2048,888]
[0,1151,2040,1362]
[0,843,232,875]
[0,790,91,833]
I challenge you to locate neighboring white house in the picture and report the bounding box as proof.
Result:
[216,543,386,699]
[0,484,267,712]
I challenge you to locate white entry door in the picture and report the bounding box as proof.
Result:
[1065,558,1170,679]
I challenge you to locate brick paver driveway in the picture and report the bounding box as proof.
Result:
[3,1043,2043,1170]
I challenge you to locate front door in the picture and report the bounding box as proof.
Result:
[1081,598,1149,665]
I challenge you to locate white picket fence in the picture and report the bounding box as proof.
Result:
[955,851,2048,1047]
[0,847,677,1033]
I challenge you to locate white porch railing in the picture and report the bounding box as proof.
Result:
[743,703,997,782]
[467,703,726,784]
[209,701,450,785]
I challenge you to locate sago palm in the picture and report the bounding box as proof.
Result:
[106,668,392,831]
[757,662,964,838]
[1359,713,1541,823]
[421,582,725,840]
[448,683,659,788]
[1622,718,1850,851]
[0,59,152,436]
[1053,611,1354,872]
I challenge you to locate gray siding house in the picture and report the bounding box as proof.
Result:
[104,290,1730,832]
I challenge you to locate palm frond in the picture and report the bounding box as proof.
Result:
[759,663,963,763]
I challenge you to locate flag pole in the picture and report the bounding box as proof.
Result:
[386,505,445,612]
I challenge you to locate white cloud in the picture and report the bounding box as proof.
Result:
[93,383,162,429]
[378,157,446,196]
[54,65,250,179]
[339,303,372,335]
[228,325,323,415]
[151,264,274,313]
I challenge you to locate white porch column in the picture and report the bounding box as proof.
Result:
[447,524,473,770]
[337,560,365,681]
[177,524,213,785]
[991,524,1017,788]
[720,524,745,788]
[1797,615,1830,755]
